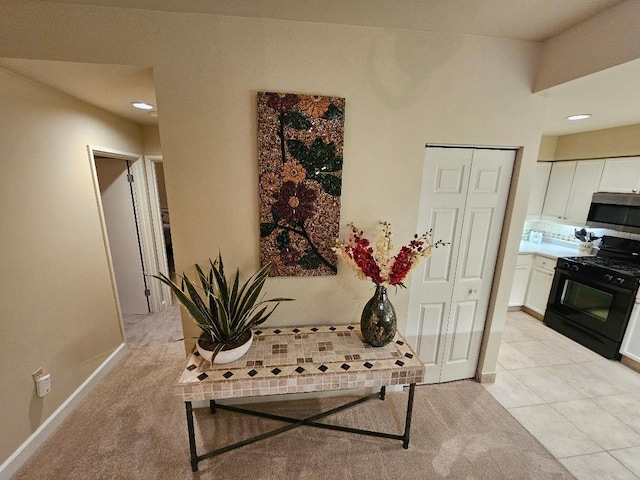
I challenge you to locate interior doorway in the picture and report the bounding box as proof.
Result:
[88,146,172,319]
[144,156,175,282]
[95,155,150,314]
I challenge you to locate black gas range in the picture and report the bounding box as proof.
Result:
[544,235,640,359]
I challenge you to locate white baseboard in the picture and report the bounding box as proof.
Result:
[0,344,127,480]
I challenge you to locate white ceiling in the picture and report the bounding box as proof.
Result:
[2,0,638,136]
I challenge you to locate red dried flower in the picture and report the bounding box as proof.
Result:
[334,222,447,288]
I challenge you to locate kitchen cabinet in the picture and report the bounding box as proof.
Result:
[542,160,604,224]
[542,161,574,220]
[598,156,640,193]
[565,160,605,223]
[621,298,640,364]
[524,256,556,317]
[509,254,533,307]
[526,163,551,219]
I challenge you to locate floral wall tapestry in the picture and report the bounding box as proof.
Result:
[258,92,345,277]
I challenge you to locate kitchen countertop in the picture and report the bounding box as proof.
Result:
[519,239,596,260]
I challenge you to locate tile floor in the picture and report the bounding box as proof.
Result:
[485,310,640,480]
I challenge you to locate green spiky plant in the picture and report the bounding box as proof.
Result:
[152,254,293,361]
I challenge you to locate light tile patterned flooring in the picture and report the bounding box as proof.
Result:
[485,310,640,480]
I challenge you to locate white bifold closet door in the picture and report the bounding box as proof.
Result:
[407,146,514,383]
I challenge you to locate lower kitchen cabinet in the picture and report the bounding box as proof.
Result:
[524,256,556,318]
[621,293,640,365]
[509,254,532,307]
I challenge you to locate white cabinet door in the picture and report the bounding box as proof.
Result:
[564,159,605,224]
[408,147,514,384]
[542,162,575,221]
[598,157,640,193]
[621,299,640,363]
[526,163,551,219]
[524,257,555,317]
[509,255,533,307]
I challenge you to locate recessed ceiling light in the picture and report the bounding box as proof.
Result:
[566,114,591,121]
[131,101,154,110]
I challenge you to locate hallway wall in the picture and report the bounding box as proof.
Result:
[0,68,143,463]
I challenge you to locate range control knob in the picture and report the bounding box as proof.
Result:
[570,265,579,272]
[615,277,625,285]
[561,261,571,269]
[604,274,613,282]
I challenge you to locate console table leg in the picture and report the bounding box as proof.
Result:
[379,386,386,400]
[210,400,216,414]
[402,384,416,449]
[185,402,199,472]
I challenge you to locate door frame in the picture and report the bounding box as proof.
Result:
[87,145,168,314]
[144,154,173,307]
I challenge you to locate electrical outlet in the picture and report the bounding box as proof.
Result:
[36,374,51,397]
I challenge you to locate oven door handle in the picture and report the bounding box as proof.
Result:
[554,268,637,295]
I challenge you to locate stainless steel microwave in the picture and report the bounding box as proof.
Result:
[587,192,640,234]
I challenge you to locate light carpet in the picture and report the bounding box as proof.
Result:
[12,309,574,479]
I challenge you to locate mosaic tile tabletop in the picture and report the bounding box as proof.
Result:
[175,325,425,401]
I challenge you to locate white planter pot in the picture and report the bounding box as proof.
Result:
[196,332,253,364]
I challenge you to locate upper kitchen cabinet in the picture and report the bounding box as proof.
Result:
[542,161,575,220]
[565,160,605,224]
[542,160,604,225]
[598,157,640,193]
[526,163,551,219]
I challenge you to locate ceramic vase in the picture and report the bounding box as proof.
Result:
[360,285,397,347]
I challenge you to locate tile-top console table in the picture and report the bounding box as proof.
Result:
[174,325,425,472]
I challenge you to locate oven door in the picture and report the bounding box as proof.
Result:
[545,269,635,342]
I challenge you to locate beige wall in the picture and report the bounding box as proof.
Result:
[142,125,162,156]
[0,68,144,462]
[0,3,549,463]
[554,123,640,160]
[537,135,558,161]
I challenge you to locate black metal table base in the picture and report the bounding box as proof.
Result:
[184,383,416,472]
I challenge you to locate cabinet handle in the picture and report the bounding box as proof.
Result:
[633,189,637,193]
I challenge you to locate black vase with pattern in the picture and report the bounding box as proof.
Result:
[360,285,397,347]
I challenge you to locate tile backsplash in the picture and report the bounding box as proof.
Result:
[523,220,640,245]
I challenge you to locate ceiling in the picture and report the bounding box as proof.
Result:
[0,59,158,126]
[2,0,638,136]
[41,0,623,42]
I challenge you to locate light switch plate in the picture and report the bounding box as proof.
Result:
[36,373,51,397]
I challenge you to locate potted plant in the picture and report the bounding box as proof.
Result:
[152,253,293,363]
